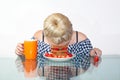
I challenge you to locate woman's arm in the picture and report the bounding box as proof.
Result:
[77,31,102,57]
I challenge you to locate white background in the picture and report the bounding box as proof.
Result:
[0,0,120,57]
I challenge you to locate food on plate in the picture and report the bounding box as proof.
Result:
[44,46,74,58]
[44,52,73,58]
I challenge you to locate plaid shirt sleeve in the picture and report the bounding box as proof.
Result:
[69,38,93,69]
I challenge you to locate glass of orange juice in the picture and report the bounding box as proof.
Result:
[24,39,37,59]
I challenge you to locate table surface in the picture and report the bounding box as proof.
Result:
[0,55,120,80]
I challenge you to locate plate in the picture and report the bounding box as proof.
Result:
[43,53,75,61]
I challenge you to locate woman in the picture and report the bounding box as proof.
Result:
[15,13,102,79]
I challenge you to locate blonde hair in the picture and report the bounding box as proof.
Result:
[43,13,73,44]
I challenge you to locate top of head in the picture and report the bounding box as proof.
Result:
[43,13,73,45]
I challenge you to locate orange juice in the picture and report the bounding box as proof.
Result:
[24,39,37,59]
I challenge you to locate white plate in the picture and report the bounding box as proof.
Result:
[43,54,75,61]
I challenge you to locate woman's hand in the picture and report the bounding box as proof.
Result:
[90,48,102,57]
[90,48,102,67]
[15,43,24,55]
